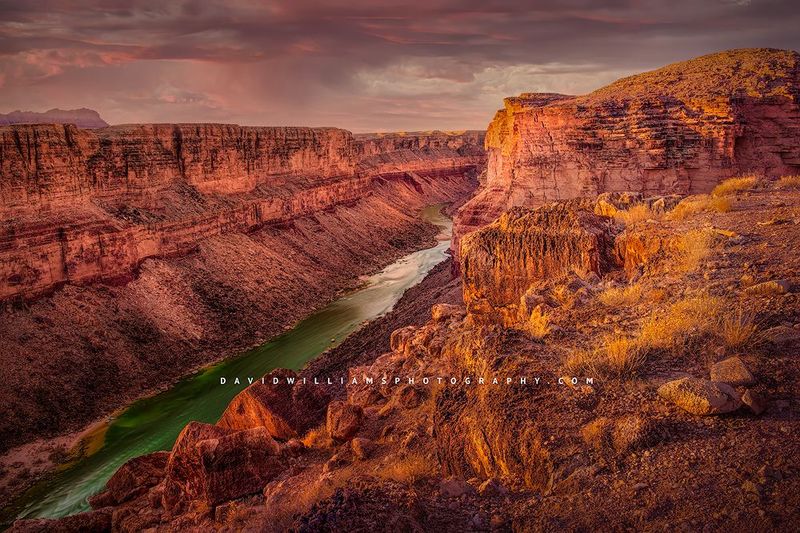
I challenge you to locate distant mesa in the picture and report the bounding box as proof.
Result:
[0,108,109,128]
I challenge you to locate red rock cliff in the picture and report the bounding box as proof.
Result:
[455,48,800,247]
[0,125,485,301]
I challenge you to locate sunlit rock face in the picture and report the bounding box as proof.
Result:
[454,48,800,252]
[0,125,485,301]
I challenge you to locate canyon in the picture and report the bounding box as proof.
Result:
[5,48,800,531]
[0,125,484,459]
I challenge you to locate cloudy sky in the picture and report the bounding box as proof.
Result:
[0,0,798,131]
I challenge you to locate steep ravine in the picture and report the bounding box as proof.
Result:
[0,127,484,458]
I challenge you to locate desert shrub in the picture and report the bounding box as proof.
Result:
[566,334,644,378]
[675,228,717,271]
[613,203,655,225]
[379,453,431,485]
[712,175,758,197]
[639,295,723,352]
[717,308,758,350]
[776,175,800,189]
[667,195,731,220]
[601,334,646,376]
[526,306,551,340]
[301,425,332,449]
[597,283,642,307]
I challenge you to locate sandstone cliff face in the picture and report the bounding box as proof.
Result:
[455,48,800,247]
[0,125,484,302]
[0,125,483,453]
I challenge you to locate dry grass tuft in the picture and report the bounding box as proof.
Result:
[639,295,724,352]
[775,175,800,189]
[675,228,717,271]
[667,195,732,220]
[378,453,431,485]
[566,334,645,378]
[712,175,758,197]
[613,203,655,225]
[597,283,642,307]
[601,334,646,377]
[717,309,758,350]
[526,306,551,340]
[301,426,333,449]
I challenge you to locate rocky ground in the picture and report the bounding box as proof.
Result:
[0,171,477,510]
[14,178,798,532]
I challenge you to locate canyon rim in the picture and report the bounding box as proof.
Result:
[1,2,800,532]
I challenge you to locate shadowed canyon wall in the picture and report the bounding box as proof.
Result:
[0,125,484,451]
[455,48,800,248]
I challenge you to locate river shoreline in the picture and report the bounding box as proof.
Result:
[1,203,457,525]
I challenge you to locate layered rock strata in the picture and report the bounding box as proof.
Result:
[0,126,484,452]
[455,48,800,250]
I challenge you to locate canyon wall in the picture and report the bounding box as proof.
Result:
[455,48,800,246]
[0,125,484,302]
[0,125,484,452]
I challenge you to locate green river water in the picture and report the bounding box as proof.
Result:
[7,203,452,523]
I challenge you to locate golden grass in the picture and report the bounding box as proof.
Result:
[639,295,724,352]
[301,426,332,449]
[613,203,655,225]
[675,228,716,271]
[667,195,732,220]
[526,306,551,339]
[378,453,431,485]
[566,333,645,378]
[717,309,758,350]
[551,285,574,306]
[602,334,646,376]
[597,283,642,307]
[776,175,800,189]
[712,175,758,197]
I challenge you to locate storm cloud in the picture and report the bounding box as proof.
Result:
[0,0,798,131]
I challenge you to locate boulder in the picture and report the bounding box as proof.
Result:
[162,422,287,513]
[657,377,742,415]
[89,451,169,508]
[431,303,466,323]
[396,384,426,409]
[326,401,364,441]
[217,368,327,439]
[710,357,756,386]
[741,389,767,415]
[390,326,417,353]
[762,326,800,351]
[745,279,792,295]
[351,437,375,460]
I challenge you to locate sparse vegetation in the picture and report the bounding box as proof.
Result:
[601,334,646,376]
[566,333,645,378]
[378,453,431,485]
[301,425,332,449]
[639,295,724,352]
[675,228,717,271]
[613,203,655,225]
[526,306,551,339]
[597,283,642,307]
[712,175,758,197]
[776,175,800,189]
[667,195,732,220]
[717,309,758,350]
